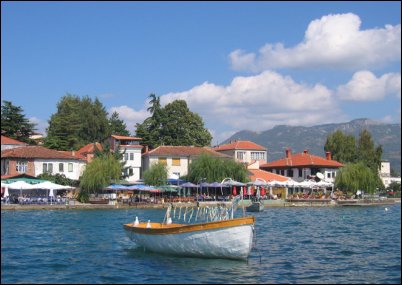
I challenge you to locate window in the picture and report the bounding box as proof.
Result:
[130,153,134,160]
[172,158,181,166]
[124,153,128,161]
[298,169,303,177]
[236,151,246,161]
[158,158,167,165]
[129,168,133,176]
[43,163,53,174]
[59,163,64,172]
[327,172,331,179]
[16,161,28,173]
[251,152,265,161]
[68,163,73,172]
[288,169,294,177]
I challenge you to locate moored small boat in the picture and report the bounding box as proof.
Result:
[246,201,264,212]
[124,216,255,260]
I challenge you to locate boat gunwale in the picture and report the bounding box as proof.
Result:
[123,216,255,235]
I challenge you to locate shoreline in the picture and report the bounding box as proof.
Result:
[1,198,399,211]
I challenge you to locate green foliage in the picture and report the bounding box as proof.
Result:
[109,111,130,136]
[135,95,212,148]
[324,130,357,163]
[1,100,36,143]
[387,181,401,193]
[37,173,79,187]
[325,129,383,184]
[143,162,168,186]
[76,191,90,203]
[187,153,248,183]
[45,94,111,150]
[335,162,378,194]
[79,154,122,193]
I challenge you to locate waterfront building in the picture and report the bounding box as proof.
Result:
[110,135,143,182]
[212,140,267,164]
[1,146,86,180]
[379,160,401,188]
[142,145,229,179]
[260,148,343,183]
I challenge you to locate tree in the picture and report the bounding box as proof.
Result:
[187,153,248,183]
[324,130,357,163]
[325,129,384,189]
[45,94,111,150]
[79,154,122,193]
[357,129,383,174]
[1,100,36,143]
[335,162,378,194]
[109,111,130,136]
[143,162,168,186]
[135,95,212,148]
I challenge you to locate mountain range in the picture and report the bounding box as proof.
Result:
[221,118,401,175]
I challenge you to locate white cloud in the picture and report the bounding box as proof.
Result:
[29,117,48,135]
[108,105,149,134]
[160,70,346,142]
[337,71,401,101]
[229,13,401,72]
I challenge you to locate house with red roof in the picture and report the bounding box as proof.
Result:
[142,146,230,179]
[1,135,28,151]
[1,146,86,180]
[76,142,103,163]
[260,148,343,183]
[212,140,267,165]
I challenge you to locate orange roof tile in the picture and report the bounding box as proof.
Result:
[260,151,343,168]
[1,135,27,145]
[1,146,83,160]
[145,146,230,158]
[248,169,289,182]
[77,142,102,155]
[213,140,266,151]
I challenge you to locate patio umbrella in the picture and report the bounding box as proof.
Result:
[7,181,37,196]
[232,186,237,195]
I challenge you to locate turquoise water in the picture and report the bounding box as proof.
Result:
[1,205,401,284]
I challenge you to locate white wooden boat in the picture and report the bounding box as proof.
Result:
[123,216,255,260]
[246,201,264,212]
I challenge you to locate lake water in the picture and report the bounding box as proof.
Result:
[1,205,401,284]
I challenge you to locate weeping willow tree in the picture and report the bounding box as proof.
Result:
[143,162,168,186]
[335,162,378,194]
[80,154,122,194]
[187,153,248,183]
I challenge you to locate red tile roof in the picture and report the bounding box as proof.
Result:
[260,150,343,168]
[1,135,27,145]
[145,146,230,158]
[77,143,102,155]
[248,169,289,182]
[111,135,142,141]
[1,146,83,160]
[213,140,266,151]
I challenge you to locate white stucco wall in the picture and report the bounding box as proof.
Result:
[34,159,86,180]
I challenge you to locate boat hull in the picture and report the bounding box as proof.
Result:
[124,217,255,260]
[246,202,264,212]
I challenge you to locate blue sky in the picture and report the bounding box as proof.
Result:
[2,1,401,144]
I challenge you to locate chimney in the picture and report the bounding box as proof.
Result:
[326,151,332,160]
[143,145,149,154]
[303,149,309,154]
[285,148,292,159]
